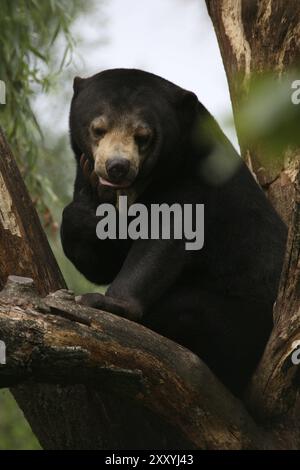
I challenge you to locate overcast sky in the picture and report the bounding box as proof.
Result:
[35,0,238,149]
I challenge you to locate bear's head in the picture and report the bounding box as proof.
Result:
[69,69,199,191]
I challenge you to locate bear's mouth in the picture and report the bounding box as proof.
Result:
[99,176,131,189]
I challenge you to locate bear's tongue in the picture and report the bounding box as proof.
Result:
[99,176,129,189]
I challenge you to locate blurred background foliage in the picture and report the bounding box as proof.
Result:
[1,0,87,212]
[235,72,300,160]
[0,390,40,450]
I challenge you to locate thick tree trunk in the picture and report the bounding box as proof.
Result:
[206,0,300,225]
[206,0,300,443]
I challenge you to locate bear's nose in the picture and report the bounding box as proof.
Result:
[106,157,130,182]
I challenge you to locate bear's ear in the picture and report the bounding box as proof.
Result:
[177,90,199,129]
[73,76,86,96]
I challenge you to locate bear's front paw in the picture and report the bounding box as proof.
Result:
[75,292,106,309]
[75,292,142,322]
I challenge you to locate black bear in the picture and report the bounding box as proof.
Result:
[61,68,287,395]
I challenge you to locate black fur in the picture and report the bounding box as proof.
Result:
[61,69,287,395]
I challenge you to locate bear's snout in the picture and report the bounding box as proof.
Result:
[106,157,130,183]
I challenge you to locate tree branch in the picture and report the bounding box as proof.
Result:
[0,275,271,449]
[0,128,66,294]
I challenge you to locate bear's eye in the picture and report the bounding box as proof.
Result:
[92,126,107,139]
[135,130,152,147]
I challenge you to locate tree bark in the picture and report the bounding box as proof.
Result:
[206,0,300,443]
[206,0,300,225]
[0,128,65,294]
[0,275,269,450]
